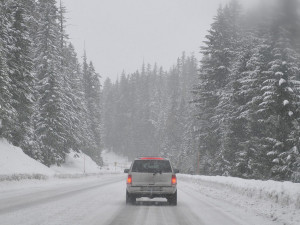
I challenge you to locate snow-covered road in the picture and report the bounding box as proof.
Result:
[0,174,283,225]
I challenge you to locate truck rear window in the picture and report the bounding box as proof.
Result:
[131,160,172,173]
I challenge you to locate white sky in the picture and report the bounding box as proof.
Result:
[62,0,261,82]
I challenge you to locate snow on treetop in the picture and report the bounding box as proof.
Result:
[286,87,293,93]
[279,78,286,86]
[218,66,226,70]
[267,151,276,156]
[283,100,289,106]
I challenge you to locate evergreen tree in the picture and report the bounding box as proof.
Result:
[34,0,68,166]
[194,3,241,175]
[82,52,102,165]
[102,77,114,149]
[0,0,17,141]
[0,43,15,140]
[258,0,300,180]
[0,0,104,167]
[5,0,35,152]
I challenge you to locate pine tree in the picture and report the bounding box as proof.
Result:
[0,0,17,141]
[102,77,114,149]
[82,51,102,165]
[178,55,198,173]
[225,1,276,179]
[5,0,35,152]
[162,64,182,161]
[34,0,68,166]
[258,0,300,180]
[194,2,241,175]
[0,44,15,140]
[61,44,83,153]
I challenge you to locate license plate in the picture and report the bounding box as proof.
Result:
[141,187,162,191]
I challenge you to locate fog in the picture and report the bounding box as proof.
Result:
[62,0,263,81]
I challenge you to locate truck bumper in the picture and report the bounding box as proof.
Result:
[127,185,176,198]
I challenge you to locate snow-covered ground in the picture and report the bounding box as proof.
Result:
[0,139,54,178]
[52,149,131,175]
[0,138,130,181]
[51,150,101,174]
[1,138,299,224]
[179,174,300,225]
[1,174,298,225]
[101,149,131,172]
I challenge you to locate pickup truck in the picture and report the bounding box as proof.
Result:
[124,157,178,205]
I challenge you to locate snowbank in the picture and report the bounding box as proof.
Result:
[0,138,54,180]
[102,149,131,172]
[179,174,300,224]
[179,174,300,209]
[51,150,100,174]
[0,139,129,181]
[51,150,130,178]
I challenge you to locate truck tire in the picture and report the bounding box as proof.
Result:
[168,191,177,206]
[126,191,136,205]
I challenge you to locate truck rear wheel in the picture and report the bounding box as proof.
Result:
[167,191,177,206]
[126,191,136,205]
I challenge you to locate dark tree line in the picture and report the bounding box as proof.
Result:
[1,0,299,182]
[194,0,300,182]
[102,0,300,182]
[102,54,199,173]
[0,0,102,166]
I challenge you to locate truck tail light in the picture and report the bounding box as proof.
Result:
[139,157,164,160]
[171,175,177,185]
[127,175,132,184]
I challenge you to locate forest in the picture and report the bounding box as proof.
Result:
[102,0,300,182]
[1,0,300,182]
[0,0,102,166]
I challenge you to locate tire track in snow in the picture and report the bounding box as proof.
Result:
[0,176,121,215]
[106,199,203,225]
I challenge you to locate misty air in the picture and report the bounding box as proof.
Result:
[0,0,299,224]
